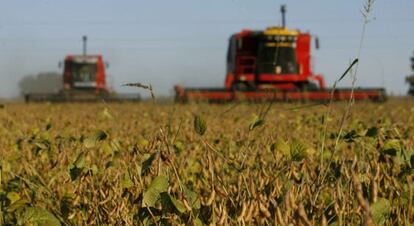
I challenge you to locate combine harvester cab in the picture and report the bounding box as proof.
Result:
[25,36,141,103]
[174,5,386,103]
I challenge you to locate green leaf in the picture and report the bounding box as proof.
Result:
[271,139,290,157]
[249,114,265,131]
[141,153,156,176]
[73,152,86,169]
[6,191,21,204]
[101,108,113,119]
[105,161,114,169]
[94,130,108,141]
[168,194,187,213]
[18,207,61,226]
[69,153,86,181]
[289,139,308,161]
[194,115,207,136]
[7,199,29,213]
[365,127,379,137]
[110,139,122,153]
[343,130,360,142]
[35,139,51,151]
[83,137,96,148]
[84,130,108,148]
[173,141,184,154]
[381,139,400,156]
[121,171,134,189]
[142,176,169,207]
[90,164,99,175]
[101,142,114,157]
[370,198,391,226]
[411,154,414,168]
[183,186,201,210]
[137,138,149,150]
[45,123,52,131]
[60,195,74,218]
[159,193,187,214]
[69,167,82,181]
[193,217,204,226]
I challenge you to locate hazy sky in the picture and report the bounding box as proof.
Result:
[0,0,413,98]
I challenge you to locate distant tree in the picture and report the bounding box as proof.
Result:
[19,72,62,95]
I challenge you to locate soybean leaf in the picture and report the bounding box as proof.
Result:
[102,142,114,157]
[6,191,21,204]
[7,199,29,213]
[183,186,201,210]
[141,153,156,176]
[35,139,51,151]
[370,198,391,226]
[194,115,207,136]
[365,127,379,137]
[173,141,184,154]
[168,194,186,213]
[249,114,265,131]
[410,154,414,168]
[73,152,86,168]
[69,167,82,181]
[160,193,187,214]
[101,108,113,119]
[121,171,134,189]
[290,139,308,162]
[343,130,360,143]
[142,176,169,208]
[83,138,96,149]
[193,217,204,226]
[84,130,108,148]
[18,207,61,226]
[69,153,86,181]
[45,123,52,131]
[381,139,400,156]
[94,130,108,141]
[137,138,149,150]
[60,195,74,218]
[271,139,290,157]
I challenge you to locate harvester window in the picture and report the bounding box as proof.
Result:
[72,63,97,83]
[257,44,298,74]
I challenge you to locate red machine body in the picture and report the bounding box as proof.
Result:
[63,55,109,94]
[223,29,325,91]
[25,36,141,102]
[25,47,141,102]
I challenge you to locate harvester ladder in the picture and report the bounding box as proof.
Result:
[236,56,256,74]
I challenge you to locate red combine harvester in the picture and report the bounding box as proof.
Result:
[174,6,386,102]
[25,36,140,102]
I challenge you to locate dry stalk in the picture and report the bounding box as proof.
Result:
[123,82,155,102]
[352,173,375,226]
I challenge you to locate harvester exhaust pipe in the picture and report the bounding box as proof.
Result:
[82,35,87,56]
[281,5,286,28]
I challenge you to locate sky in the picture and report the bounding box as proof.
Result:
[0,0,413,98]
